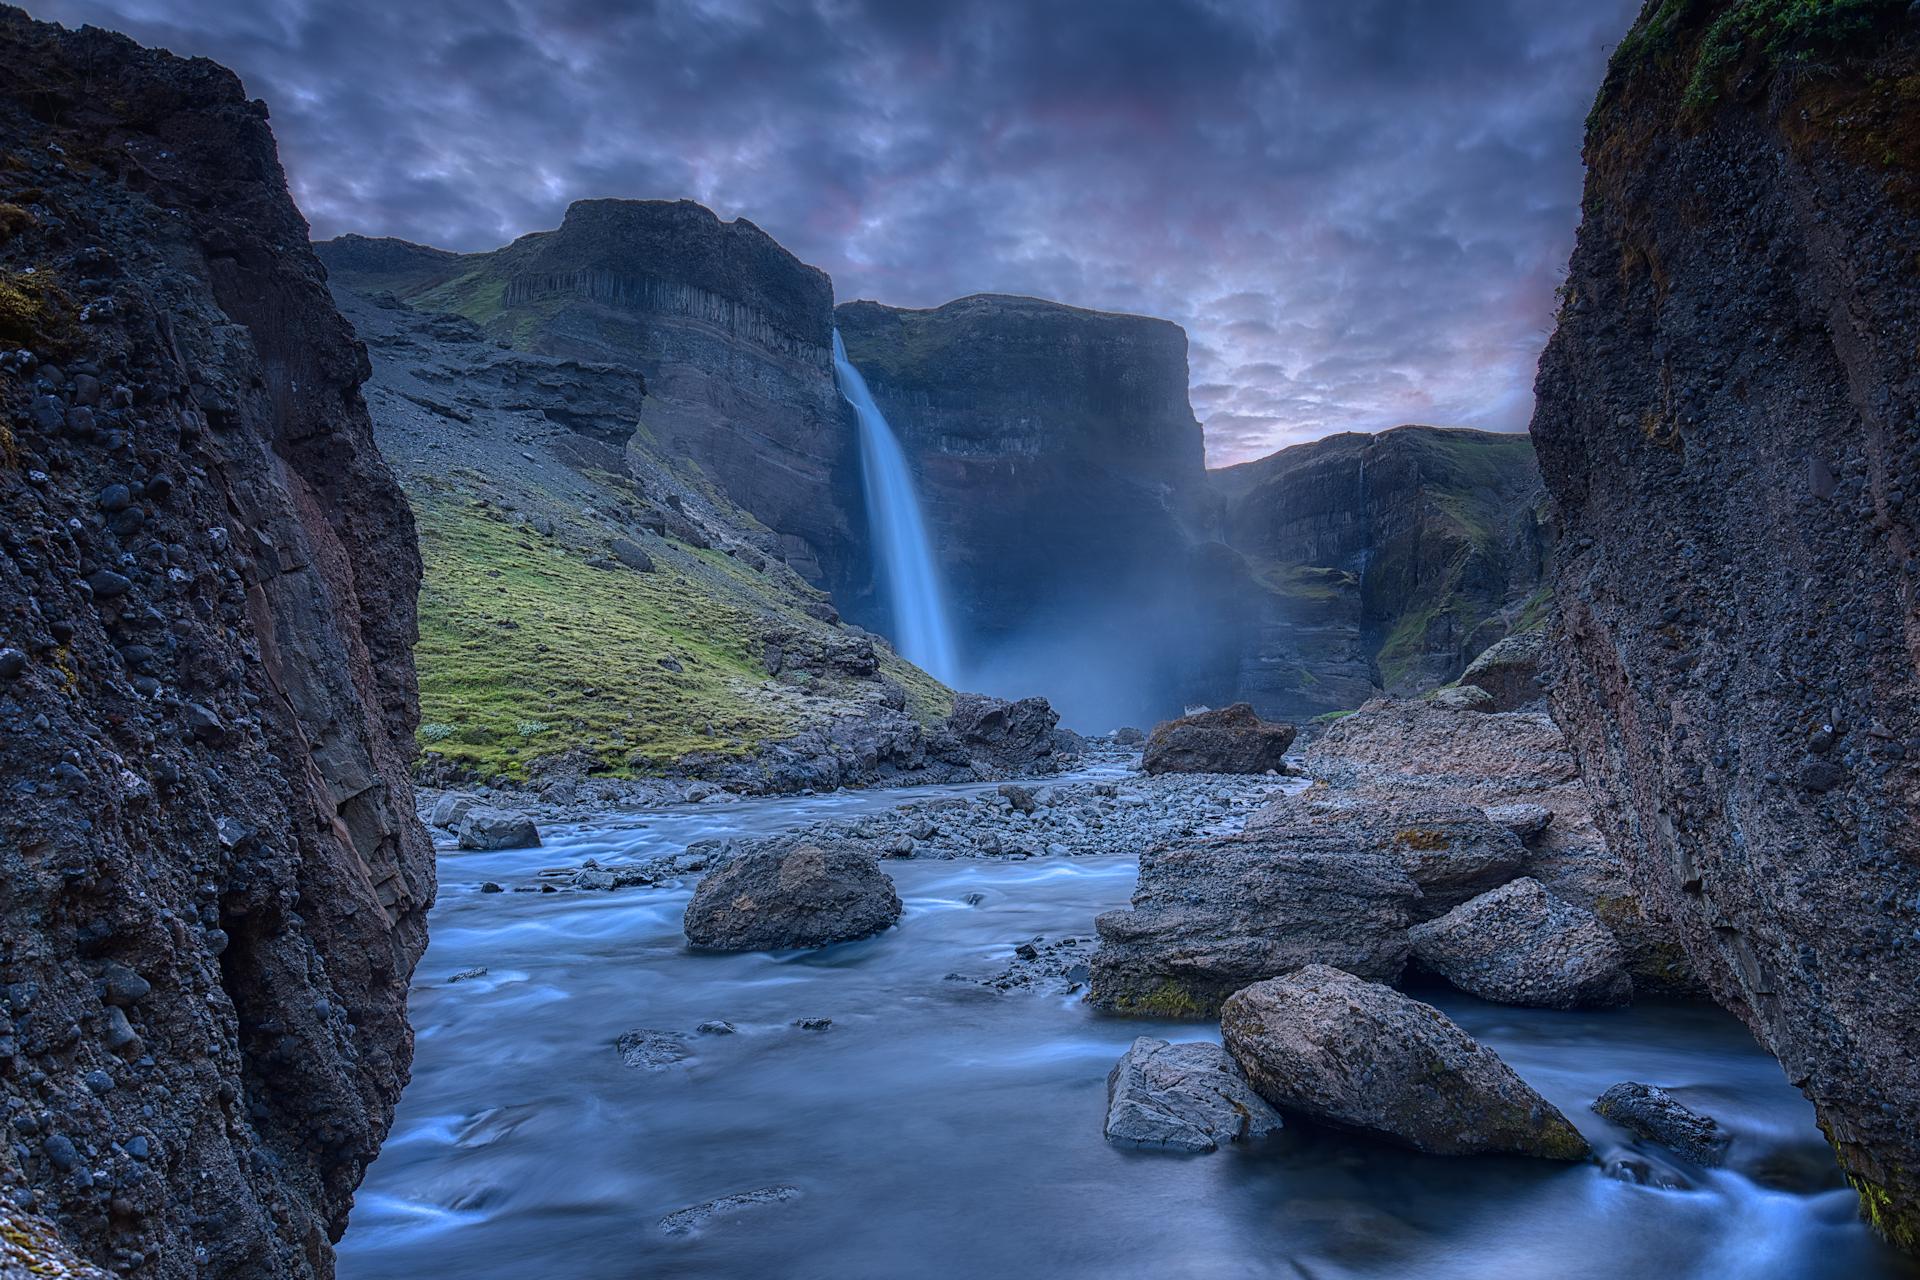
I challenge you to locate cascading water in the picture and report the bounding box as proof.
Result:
[832,329,959,682]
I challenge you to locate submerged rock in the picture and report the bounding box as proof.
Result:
[683,841,901,951]
[1410,878,1633,1010]
[1089,820,1417,1017]
[456,805,542,850]
[1220,965,1590,1160]
[1143,703,1296,775]
[1593,1082,1730,1168]
[659,1184,802,1236]
[615,1029,692,1070]
[1103,1037,1282,1153]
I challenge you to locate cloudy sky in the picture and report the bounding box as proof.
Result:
[37,0,1637,464]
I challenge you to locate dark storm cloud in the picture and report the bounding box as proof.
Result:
[32,0,1637,463]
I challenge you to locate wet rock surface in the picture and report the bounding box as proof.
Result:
[455,805,541,851]
[683,842,902,951]
[1593,1082,1730,1168]
[1410,877,1633,1010]
[1143,702,1296,775]
[1532,2,1920,1244]
[1220,966,1590,1160]
[0,12,432,1277]
[1103,1037,1282,1153]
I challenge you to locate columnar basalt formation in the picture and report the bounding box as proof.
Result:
[1211,426,1548,719]
[1532,0,1920,1250]
[0,10,432,1276]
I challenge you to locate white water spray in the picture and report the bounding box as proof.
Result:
[831,330,959,682]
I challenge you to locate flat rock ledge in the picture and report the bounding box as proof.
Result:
[1104,1037,1282,1153]
[683,840,901,951]
[1220,965,1591,1160]
[1410,877,1633,1010]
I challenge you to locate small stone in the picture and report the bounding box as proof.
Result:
[792,1017,832,1031]
[696,1020,736,1035]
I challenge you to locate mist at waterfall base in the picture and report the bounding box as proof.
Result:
[833,334,1248,731]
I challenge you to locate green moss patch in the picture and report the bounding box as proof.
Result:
[412,500,798,777]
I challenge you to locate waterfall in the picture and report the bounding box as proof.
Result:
[831,330,959,682]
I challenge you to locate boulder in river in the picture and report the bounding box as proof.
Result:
[1410,877,1633,1010]
[1142,703,1295,775]
[1104,1036,1282,1153]
[456,805,542,850]
[429,791,477,829]
[1220,965,1590,1160]
[1089,821,1417,1017]
[1593,1082,1730,1168]
[683,841,902,951]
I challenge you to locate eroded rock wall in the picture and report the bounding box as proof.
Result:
[1532,0,1920,1249]
[0,9,431,1275]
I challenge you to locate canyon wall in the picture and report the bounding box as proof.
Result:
[835,295,1242,726]
[1213,426,1548,720]
[0,10,432,1276]
[1533,0,1920,1250]
[318,200,865,600]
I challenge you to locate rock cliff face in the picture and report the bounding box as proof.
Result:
[1211,426,1548,720]
[327,285,954,789]
[1533,0,1920,1250]
[317,200,864,598]
[834,295,1238,726]
[0,10,431,1276]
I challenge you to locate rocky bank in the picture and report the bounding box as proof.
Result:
[1532,0,1920,1248]
[0,9,431,1277]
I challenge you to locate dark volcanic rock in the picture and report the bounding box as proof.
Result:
[1410,878,1634,1010]
[1593,1082,1731,1169]
[1143,703,1296,775]
[1089,820,1418,1017]
[1211,426,1548,719]
[1103,1037,1282,1153]
[683,842,902,951]
[455,805,541,851]
[1220,966,1590,1160]
[946,692,1069,775]
[0,12,432,1276]
[1531,2,1920,1246]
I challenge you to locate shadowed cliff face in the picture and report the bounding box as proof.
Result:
[0,9,431,1276]
[1212,426,1548,719]
[317,200,867,604]
[1533,0,1920,1251]
[834,294,1237,728]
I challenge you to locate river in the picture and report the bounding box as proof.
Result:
[338,774,1916,1279]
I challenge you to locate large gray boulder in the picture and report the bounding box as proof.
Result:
[1246,798,1525,921]
[1220,965,1591,1160]
[456,805,541,851]
[1593,1082,1730,1168]
[946,692,1067,774]
[1456,629,1545,711]
[1410,877,1633,1010]
[1103,1037,1282,1153]
[683,841,901,951]
[1142,703,1295,775]
[1089,819,1418,1018]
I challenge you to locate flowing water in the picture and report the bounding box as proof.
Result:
[338,775,1917,1280]
[831,330,959,682]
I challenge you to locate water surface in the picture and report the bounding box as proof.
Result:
[339,780,1916,1279]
